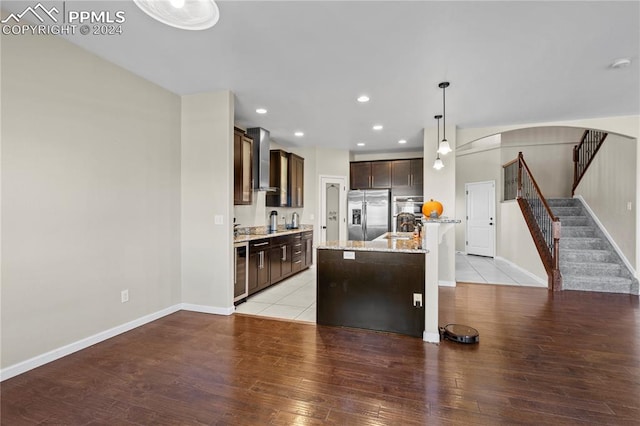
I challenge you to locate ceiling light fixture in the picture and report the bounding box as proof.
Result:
[357,142,366,147]
[433,115,444,170]
[610,58,632,69]
[294,131,304,137]
[256,108,267,114]
[357,95,370,103]
[438,82,452,155]
[373,124,383,131]
[134,0,220,31]
[398,139,407,144]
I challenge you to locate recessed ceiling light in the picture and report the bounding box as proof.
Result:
[256,108,267,114]
[398,139,407,144]
[294,131,304,137]
[610,58,632,69]
[357,95,370,103]
[134,0,220,30]
[357,142,366,147]
[373,124,383,131]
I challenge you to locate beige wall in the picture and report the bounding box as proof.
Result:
[181,92,234,311]
[1,32,182,367]
[499,202,546,281]
[575,134,637,269]
[455,148,502,253]
[350,150,423,162]
[501,127,581,198]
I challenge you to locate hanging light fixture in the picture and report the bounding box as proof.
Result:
[433,114,444,170]
[134,0,220,31]
[437,82,452,155]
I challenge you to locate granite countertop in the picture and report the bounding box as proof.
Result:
[421,217,462,224]
[317,232,428,254]
[234,225,313,243]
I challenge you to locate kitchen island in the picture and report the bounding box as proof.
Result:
[316,233,428,337]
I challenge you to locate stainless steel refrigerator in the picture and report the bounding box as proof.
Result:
[348,189,390,241]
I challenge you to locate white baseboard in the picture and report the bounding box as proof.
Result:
[494,256,547,285]
[423,331,440,343]
[181,303,234,316]
[0,304,183,382]
[438,280,456,287]
[574,195,636,276]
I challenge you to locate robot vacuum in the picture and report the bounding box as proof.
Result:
[439,324,479,344]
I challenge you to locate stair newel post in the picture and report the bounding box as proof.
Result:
[552,219,562,291]
[517,152,523,199]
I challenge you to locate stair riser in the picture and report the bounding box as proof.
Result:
[562,228,596,237]
[561,251,613,263]
[552,207,583,216]
[563,279,634,294]
[559,217,589,226]
[561,264,621,276]
[547,199,580,207]
[560,239,607,250]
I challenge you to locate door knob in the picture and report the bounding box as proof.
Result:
[322,226,327,229]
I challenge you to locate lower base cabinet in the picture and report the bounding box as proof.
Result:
[248,239,270,295]
[247,231,313,296]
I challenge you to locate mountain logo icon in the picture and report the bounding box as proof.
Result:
[1,3,60,24]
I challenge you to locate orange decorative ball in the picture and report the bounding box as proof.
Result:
[422,199,443,218]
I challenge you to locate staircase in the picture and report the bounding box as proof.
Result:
[548,197,639,294]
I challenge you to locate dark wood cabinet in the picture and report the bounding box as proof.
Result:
[266,150,289,207]
[290,153,304,208]
[392,159,423,191]
[349,161,391,189]
[245,231,312,296]
[350,162,371,189]
[351,159,422,192]
[248,239,270,295]
[371,161,391,188]
[233,128,253,205]
[302,231,313,268]
[267,150,304,207]
[269,236,292,284]
[234,244,248,302]
[291,234,303,273]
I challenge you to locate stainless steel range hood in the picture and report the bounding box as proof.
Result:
[247,127,277,192]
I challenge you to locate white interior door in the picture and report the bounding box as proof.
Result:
[319,176,346,243]
[466,181,496,257]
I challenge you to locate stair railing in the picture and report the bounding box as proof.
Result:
[503,152,562,291]
[572,129,608,196]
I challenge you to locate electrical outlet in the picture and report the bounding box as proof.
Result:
[413,293,422,308]
[627,201,633,211]
[121,289,129,303]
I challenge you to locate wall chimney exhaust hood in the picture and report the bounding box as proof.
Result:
[247,127,277,192]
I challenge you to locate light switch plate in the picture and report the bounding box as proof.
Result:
[343,251,355,260]
[214,215,223,225]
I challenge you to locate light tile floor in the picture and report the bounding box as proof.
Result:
[234,253,546,322]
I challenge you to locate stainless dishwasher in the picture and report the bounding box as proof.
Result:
[234,242,249,304]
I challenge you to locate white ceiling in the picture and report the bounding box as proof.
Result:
[4,1,639,152]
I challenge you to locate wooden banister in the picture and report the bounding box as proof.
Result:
[503,152,562,291]
[572,130,608,196]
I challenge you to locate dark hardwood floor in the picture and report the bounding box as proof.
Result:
[2,283,639,425]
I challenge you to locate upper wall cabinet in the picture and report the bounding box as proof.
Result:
[234,127,253,205]
[391,159,423,189]
[351,159,423,193]
[349,161,391,189]
[267,150,304,207]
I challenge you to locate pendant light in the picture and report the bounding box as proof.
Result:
[134,0,220,30]
[433,114,444,170]
[437,82,452,155]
